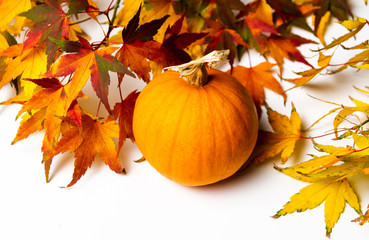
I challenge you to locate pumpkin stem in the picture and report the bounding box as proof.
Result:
[164,50,230,86]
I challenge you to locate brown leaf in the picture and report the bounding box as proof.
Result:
[110,90,140,155]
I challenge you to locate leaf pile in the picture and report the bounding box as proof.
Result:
[0,0,369,237]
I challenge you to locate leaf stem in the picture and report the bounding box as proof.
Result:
[107,0,121,36]
[96,100,102,117]
[328,60,369,67]
[301,119,369,139]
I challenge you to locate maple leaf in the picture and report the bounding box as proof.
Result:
[243,0,278,44]
[260,33,314,70]
[0,43,47,96]
[148,14,207,76]
[319,17,367,52]
[44,36,133,113]
[203,19,248,67]
[141,0,182,43]
[312,0,353,34]
[266,0,302,23]
[0,0,31,31]
[116,6,170,82]
[228,62,286,116]
[274,179,362,237]
[284,53,333,89]
[114,0,142,27]
[52,114,123,187]
[0,32,9,52]
[67,0,99,21]
[110,90,140,155]
[6,77,78,181]
[211,0,244,29]
[19,0,70,68]
[253,103,302,164]
[274,142,366,183]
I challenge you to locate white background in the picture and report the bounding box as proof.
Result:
[1,1,369,239]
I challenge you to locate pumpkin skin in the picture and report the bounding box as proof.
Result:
[132,68,258,186]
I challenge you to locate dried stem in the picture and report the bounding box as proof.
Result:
[164,50,230,86]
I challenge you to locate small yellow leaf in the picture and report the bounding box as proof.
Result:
[253,103,302,164]
[355,64,369,69]
[333,98,369,136]
[276,154,340,182]
[316,11,330,45]
[322,20,366,51]
[0,33,9,52]
[317,53,333,68]
[114,0,143,27]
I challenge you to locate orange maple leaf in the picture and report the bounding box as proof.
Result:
[53,114,123,187]
[261,34,314,70]
[253,103,302,164]
[244,0,278,38]
[228,62,286,116]
[203,19,248,66]
[5,77,77,181]
[44,37,132,113]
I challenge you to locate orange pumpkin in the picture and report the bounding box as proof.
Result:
[132,57,258,186]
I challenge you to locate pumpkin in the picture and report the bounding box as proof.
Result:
[132,51,258,186]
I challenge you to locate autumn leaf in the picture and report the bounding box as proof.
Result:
[19,0,70,68]
[203,19,248,66]
[44,37,133,113]
[253,103,302,164]
[319,17,367,52]
[67,0,99,21]
[274,179,362,237]
[275,144,359,182]
[284,53,333,90]
[243,0,278,43]
[52,114,123,187]
[261,34,315,71]
[313,95,369,137]
[228,62,286,116]
[110,90,140,155]
[116,6,169,82]
[114,0,142,27]
[312,0,353,34]
[5,77,78,181]
[0,43,47,96]
[149,14,207,76]
[0,0,31,32]
[141,0,182,43]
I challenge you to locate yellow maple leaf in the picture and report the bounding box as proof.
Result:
[314,11,331,45]
[274,179,362,237]
[284,53,333,90]
[0,43,47,96]
[141,0,181,43]
[253,103,302,164]
[333,97,369,136]
[0,0,31,31]
[114,0,143,27]
[0,33,9,52]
